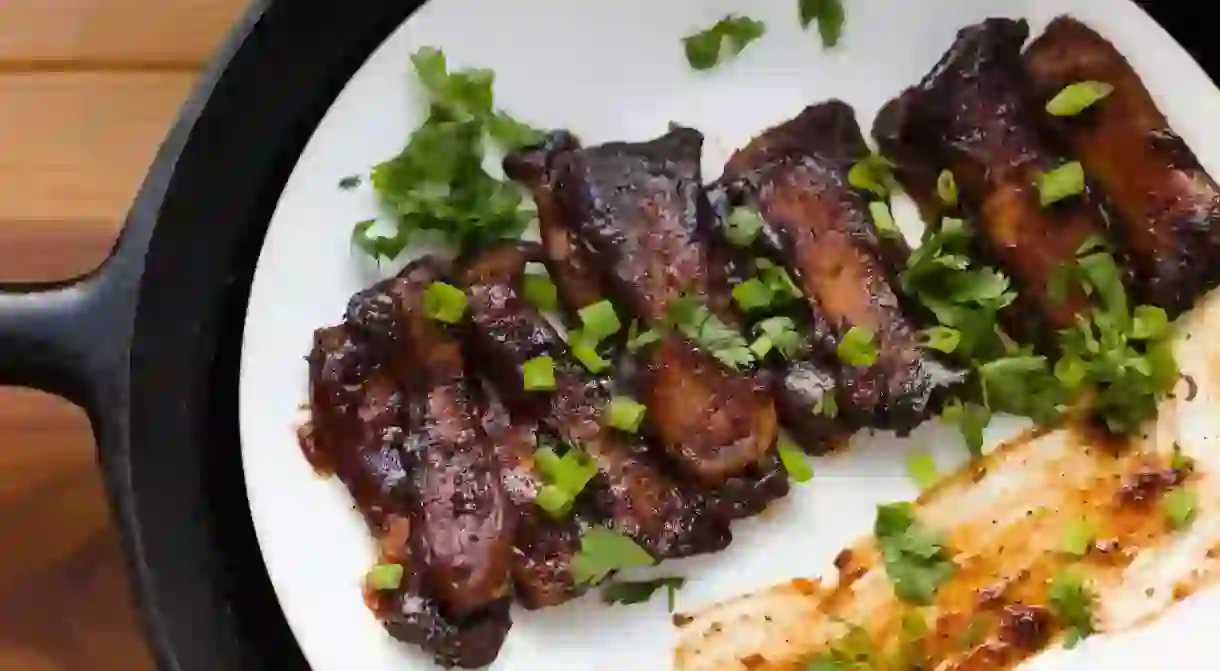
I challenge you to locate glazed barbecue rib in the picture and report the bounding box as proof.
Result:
[873,18,1110,344]
[720,101,964,432]
[346,259,515,620]
[307,325,510,668]
[461,243,733,558]
[508,140,792,511]
[504,128,779,487]
[477,393,588,610]
[1025,16,1220,316]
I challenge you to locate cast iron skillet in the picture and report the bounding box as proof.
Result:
[0,1,1209,669]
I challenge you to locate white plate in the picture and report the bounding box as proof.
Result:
[238,1,1220,669]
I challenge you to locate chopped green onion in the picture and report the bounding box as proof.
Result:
[605,396,648,433]
[423,282,468,324]
[365,563,405,591]
[1131,305,1170,341]
[683,15,767,71]
[918,326,961,354]
[579,300,622,344]
[837,325,878,366]
[849,156,893,197]
[905,452,939,490]
[777,435,813,483]
[1037,161,1086,207]
[798,0,845,48]
[725,207,764,247]
[568,329,611,374]
[572,526,655,584]
[533,444,598,518]
[749,334,774,359]
[756,259,803,302]
[535,484,574,517]
[937,169,958,207]
[522,355,556,391]
[1060,518,1096,557]
[869,201,901,238]
[1162,487,1197,530]
[523,273,559,312]
[1046,81,1114,117]
[732,278,774,312]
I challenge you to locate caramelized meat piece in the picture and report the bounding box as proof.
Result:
[479,397,587,609]
[874,19,1110,342]
[309,325,509,667]
[997,604,1052,651]
[372,573,512,669]
[347,259,515,618]
[461,244,731,557]
[771,357,845,451]
[1025,16,1220,316]
[722,101,964,431]
[506,130,779,486]
[307,325,410,531]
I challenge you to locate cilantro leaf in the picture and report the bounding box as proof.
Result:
[602,577,685,611]
[873,503,955,604]
[683,15,767,71]
[666,296,754,370]
[1047,569,1096,648]
[572,526,655,584]
[798,0,846,48]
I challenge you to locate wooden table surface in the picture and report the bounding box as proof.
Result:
[0,1,248,668]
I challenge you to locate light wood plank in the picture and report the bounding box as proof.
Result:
[0,72,197,281]
[0,0,249,69]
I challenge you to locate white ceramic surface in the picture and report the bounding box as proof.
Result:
[238,1,1220,668]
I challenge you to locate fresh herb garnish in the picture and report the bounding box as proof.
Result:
[754,316,806,360]
[725,207,764,247]
[807,622,877,670]
[733,278,775,312]
[683,15,767,71]
[918,325,962,354]
[522,355,557,391]
[937,169,958,206]
[777,435,814,483]
[905,452,939,491]
[848,155,894,197]
[1047,569,1096,648]
[941,399,992,458]
[1037,161,1086,207]
[798,0,846,48]
[423,281,469,324]
[605,396,648,433]
[568,330,612,374]
[667,295,754,369]
[364,48,542,258]
[365,563,405,591]
[1046,81,1114,117]
[533,443,598,517]
[874,502,955,604]
[869,201,902,238]
[756,259,804,303]
[578,300,623,344]
[626,320,664,352]
[572,526,655,584]
[602,577,685,611]
[1060,518,1096,557]
[523,272,559,312]
[352,219,410,262]
[837,325,878,366]
[1162,487,1197,530]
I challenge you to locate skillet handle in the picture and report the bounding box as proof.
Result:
[0,222,148,438]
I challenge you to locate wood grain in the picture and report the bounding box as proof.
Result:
[0,1,248,669]
[0,0,248,69]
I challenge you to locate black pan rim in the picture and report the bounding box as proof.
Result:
[2,2,1208,670]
